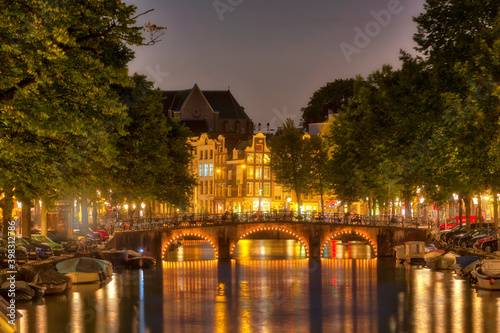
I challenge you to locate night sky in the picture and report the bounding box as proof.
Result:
[126,0,426,127]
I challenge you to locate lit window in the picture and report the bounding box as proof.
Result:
[247,182,253,195]
[247,167,254,179]
[204,164,208,177]
[247,154,254,163]
[263,183,270,196]
[209,164,213,177]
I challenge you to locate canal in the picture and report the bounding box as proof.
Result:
[15,240,500,333]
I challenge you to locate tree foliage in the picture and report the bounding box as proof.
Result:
[300,79,354,131]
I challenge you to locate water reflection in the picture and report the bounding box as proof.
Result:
[13,240,500,333]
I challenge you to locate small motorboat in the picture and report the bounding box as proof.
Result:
[424,249,446,267]
[99,249,129,268]
[470,259,500,290]
[125,250,156,269]
[404,241,426,265]
[56,257,113,284]
[429,252,459,270]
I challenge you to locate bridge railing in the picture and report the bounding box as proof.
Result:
[105,212,430,233]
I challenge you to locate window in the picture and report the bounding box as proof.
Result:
[199,164,203,177]
[238,185,242,196]
[247,154,254,163]
[209,181,213,195]
[209,164,213,177]
[228,170,233,180]
[263,183,270,196]
[255,183,261,196]
[205,181,208,194]
[227,185,232,197]
[199,150,203,160]
[255,167,262,179]
[247,182,253,195]
[204,164,208,177]
[264,167,270,179]
[200,182,204,194]
[204,150,208,159]
[247,167,254,179]
[264,153,270,164]
[210,150,213,159]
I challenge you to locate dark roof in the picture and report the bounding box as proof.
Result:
[180,119,210,136]
[161,89,191,111]
[161,85,250,120]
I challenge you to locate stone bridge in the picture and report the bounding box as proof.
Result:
[107,222,429,260]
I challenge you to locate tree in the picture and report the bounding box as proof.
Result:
[300,79,354,131]
[0,0,164,236]
[270,119,311,216]
[109,74,197,214]
[307,135,330,215]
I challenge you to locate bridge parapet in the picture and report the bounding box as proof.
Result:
[107,223,429,260]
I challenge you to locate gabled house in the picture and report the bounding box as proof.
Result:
[161,84,253,140]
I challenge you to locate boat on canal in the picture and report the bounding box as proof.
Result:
[56,257,113,284]
[125,250,157,269]
[470,259,500,290]
[403,241,426,265]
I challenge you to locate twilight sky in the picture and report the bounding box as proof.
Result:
[126,0,426,127]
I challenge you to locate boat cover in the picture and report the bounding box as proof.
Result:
[456,256,480,268]
[56,257,112,276]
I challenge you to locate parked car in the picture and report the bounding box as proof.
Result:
[93,228,109,241]
[46,231,80,253]
[73,229,99,251]
[18,237,53,258]
[15,238,40,260]
[453,227,493,248]
[439,225,462,241]
[474,229,500,250]
[443,225,467,243]
[481,238,499,253]
[0,240,28,267]
[31,235,64,256]
[439,216,478,229]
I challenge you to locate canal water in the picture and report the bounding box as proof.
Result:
[15,240,500,333]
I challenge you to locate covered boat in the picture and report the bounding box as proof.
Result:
[471,259,500,290]
[452,256,480,278]
[404,241,426,265]
[56,257,113,284]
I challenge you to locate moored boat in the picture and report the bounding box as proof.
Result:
[470,259,500,290]
[404,241,426,265]
[452,256,480,278]
[56,257,113,284]
[125,250,156,269]
[429,252,459,270]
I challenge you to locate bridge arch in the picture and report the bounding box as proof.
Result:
[321,229,378,258]
[163,232,218,260]
[230,226,309,258]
